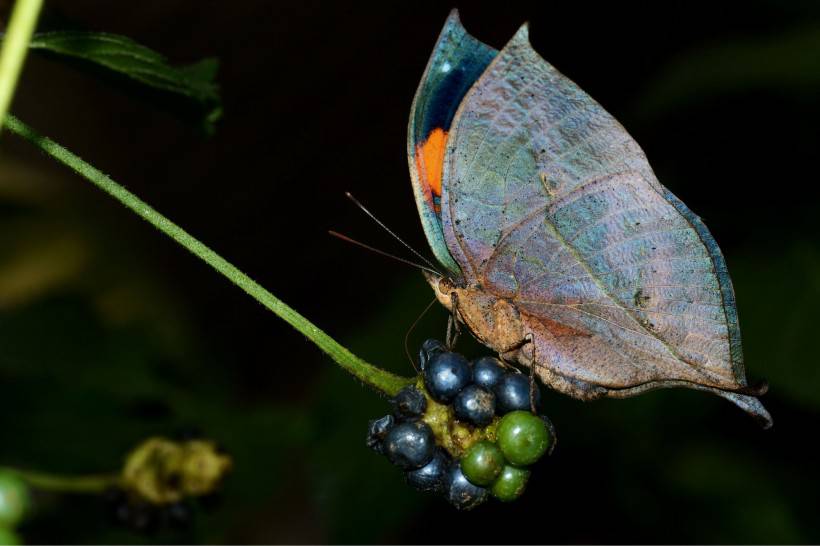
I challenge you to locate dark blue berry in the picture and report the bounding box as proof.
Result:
[472,356,506,390]
[161,502,191,528]
[444,463,489,510]
[419,338,446,371]
[104,488,131,525]
[113,502,132,526]
[405,448,450,493]
[494,372,541,414]
[424,351,471,403]
[383,421,435,469]
[391,386,427,420]
[128,502,159,534]
[453,384,496,426]
[365,414,395,454]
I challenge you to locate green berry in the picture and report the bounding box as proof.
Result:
[496,410,551,466]
[0,527,21,545]
[491,465,530,502]
[461,440,505,486]
[0,472,30,527]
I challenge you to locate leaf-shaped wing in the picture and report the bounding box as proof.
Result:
[441,25,756,399]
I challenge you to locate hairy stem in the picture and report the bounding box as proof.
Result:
[1,467,119,493]
[0,0,43,132]
[4,114,413,396]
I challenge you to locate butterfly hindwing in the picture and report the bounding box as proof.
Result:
[438,25,770,424]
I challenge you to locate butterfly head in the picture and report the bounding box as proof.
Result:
[422,270,467,312]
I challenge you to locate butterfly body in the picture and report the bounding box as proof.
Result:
[427,273,524,355]
[409,10,771,427]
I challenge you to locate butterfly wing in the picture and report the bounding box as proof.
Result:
[407,10,496,276]
[439,25,770,424]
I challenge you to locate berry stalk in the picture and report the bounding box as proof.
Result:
[3,114,414,397]
[0,467,118,494]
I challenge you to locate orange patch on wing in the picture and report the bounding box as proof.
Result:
[414,128,448,198]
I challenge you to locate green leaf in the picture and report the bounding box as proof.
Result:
[27,31,221,131]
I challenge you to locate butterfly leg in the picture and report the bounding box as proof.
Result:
[445,291,462,350]
[495,333,538,412]
[496,336,531,362]
[525,333,538,413]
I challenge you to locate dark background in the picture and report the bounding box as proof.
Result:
[1,0,819,543]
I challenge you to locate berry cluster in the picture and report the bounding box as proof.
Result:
[366,339,555,510]
[104,488,194,534]
[105,434,231,534]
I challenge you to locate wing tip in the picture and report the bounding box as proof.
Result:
[513,21,531,43]
[713,389,773,430]
[606,380,773,429]
[443,8,466,35]
[734,379,769,397]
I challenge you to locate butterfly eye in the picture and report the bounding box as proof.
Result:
[437,277,455,294]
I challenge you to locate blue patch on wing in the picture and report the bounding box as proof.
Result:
[408,10,498,277]
[410,10,497,147]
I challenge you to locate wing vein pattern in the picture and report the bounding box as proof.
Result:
[440,25,747,391]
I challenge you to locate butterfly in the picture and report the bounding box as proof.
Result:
[407,10,771,428]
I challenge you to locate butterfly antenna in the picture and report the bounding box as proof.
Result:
[403,296,439,373]
[328,231,442,276]
[344,192,442,275]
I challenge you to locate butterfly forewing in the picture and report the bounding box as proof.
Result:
[407,10,496,276]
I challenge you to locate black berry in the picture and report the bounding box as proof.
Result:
[424,351,471,403]
[405,448,450,493]
[126,502,159,535]
[161,501,192,528]
[419,338,446,371]
[444,463,489,510]
[366,414,395,454]
[390,386,427,420]
[472,356,506,390]
[494,373,541,414]
[383,421,435,470]
[453,384,496,426]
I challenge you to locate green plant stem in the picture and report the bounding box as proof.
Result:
[0,0,43,132]
[4,114,414,397]
[0,467,119,493]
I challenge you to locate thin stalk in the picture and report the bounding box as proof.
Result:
[4,114,414,397]
[0,0,44,132]
[0,467,119,493]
